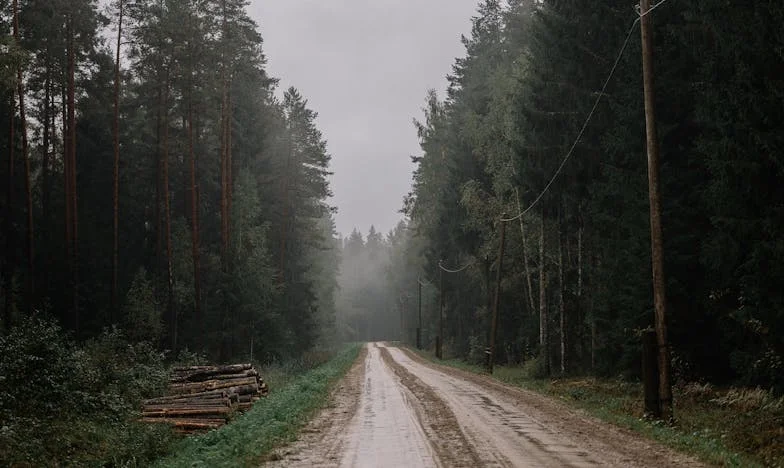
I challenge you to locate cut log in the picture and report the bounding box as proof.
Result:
[222,384,260,396]
[169,376,258,395]
[173,363,251,373]
[143,390,229,405]
[142,401,231,411]
[141,417,226,429]
[171,364,253,382]
[142,406,230,418]
[141,362,268,434]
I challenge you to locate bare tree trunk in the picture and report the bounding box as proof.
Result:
[558,209,565,375]
[111,0,123,323]
[515,188,536,315]
[42,67,52,233]
[162,70,175,350]
[219,0,230,265]
[226,90,233,244]
[576,220,584,365]
[155,84,163,268]
[12,0,33,313]
[539,208,549,376]
[187,66,201,327]
[279,128,292,283]
[4,91,15,329]
[66,15,79,333]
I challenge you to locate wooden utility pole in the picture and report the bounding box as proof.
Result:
[488,217,507,374]
[417,279,422,349]
[640,0,672,421]
[438,263,444,359]
[539,208,549,376]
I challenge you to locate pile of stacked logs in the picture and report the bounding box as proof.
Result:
[141,364,268,433]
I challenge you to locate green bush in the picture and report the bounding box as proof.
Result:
[0,316,175,466]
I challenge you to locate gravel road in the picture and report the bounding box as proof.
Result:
[265,343,705,467]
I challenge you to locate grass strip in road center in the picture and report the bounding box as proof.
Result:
[154,344,362,468]
[407,347,778,468]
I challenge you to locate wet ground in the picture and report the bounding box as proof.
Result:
[265,343,705,468]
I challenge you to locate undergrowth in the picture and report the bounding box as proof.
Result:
[411,348,783,468]
[155,343,362,468]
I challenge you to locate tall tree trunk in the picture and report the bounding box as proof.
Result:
[219,0,230,265]
[539,208,549,376]
[226,90,233,244]
[155,83,163,268]
[13,0,33,312]
[187,64,201,330]
[4,91,15,329]
[279,127,293,283]
[40,69,51,304]
[162,71,175,350]
[111,0,123,322]
[576,219,584,366]
[42,66,52,235]
[66,15,79,333]
[558,208,566,375]
[515,188,536,315]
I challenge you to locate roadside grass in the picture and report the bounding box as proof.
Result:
[410,348,783,468]
[155,343,362,468]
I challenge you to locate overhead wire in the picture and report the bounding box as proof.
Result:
[637,0,672,18]
[438,259,476,274]
[500,4,658,223]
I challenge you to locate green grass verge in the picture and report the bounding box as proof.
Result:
[410,348,781,468]
[155,343,362,468]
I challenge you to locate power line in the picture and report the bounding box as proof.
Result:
[438,259,475,274]
[500,14,643,224]
[637,0,672,18]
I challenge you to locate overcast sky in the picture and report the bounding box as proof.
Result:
[247,1,480,238]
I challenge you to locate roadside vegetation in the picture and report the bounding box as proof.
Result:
[413,348,783,468]
[0,315,359,466]
[155,344,362,468]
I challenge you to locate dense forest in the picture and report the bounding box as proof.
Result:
[1,0,340,461]
[375,0,784,396]
[0,0,339,359]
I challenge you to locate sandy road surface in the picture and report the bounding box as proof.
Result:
[266,343,705,467]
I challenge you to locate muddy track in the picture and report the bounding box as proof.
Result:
[397,346,706,468]
[265,343,706,467]
[378,345,482,467]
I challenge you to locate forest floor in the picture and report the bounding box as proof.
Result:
[264,343,705,467]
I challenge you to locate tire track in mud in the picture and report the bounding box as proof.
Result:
[378,345,482,468]
[395,346,705,468]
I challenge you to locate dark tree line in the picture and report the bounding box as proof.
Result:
[0,0,339,361]
[398,0,784,392]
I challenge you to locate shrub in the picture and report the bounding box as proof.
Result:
[0,316,175,466]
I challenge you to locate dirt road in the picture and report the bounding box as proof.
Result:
[266,343,705,467]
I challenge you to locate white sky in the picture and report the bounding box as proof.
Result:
[247,1,479,237]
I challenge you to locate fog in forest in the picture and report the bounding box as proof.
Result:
[334,223,435,344]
